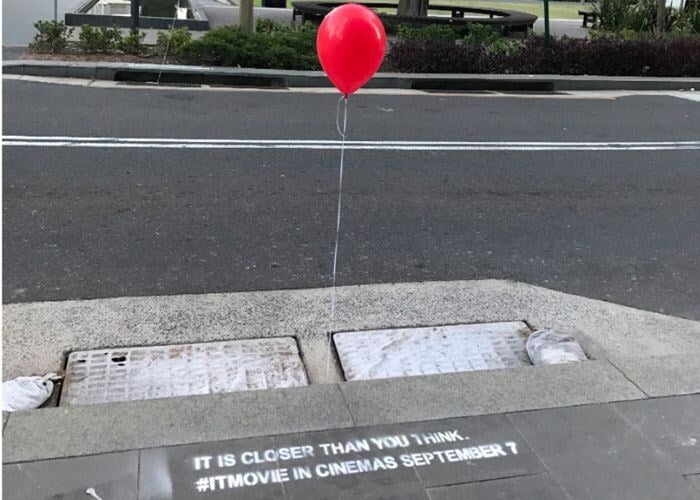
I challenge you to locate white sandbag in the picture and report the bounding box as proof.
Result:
[526,328,587,365]
[2,373,58,412]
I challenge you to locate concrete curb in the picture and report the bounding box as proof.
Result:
[3,360,646,463]
[4,60,700,91]
[5,280,700,382]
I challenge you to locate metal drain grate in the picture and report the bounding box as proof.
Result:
[61,338,308,406]
[334,322,532,381]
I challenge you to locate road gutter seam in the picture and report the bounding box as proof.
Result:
[4,60,700,91]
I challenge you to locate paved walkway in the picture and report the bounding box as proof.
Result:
[4,395,699,499]
[197,0,295,26]
[197,0,590,38]
[533,18,589,38]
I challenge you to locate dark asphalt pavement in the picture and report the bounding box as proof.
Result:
[3,80,699,319]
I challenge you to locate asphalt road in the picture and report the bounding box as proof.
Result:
[3,80,699,320]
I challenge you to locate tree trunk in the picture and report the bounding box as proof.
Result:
[240,0,254,33]
[656,0,665,38]
[397,0,428,17]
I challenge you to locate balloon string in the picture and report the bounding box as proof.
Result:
[326,95,348,382]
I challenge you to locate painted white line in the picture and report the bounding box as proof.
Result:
[5,141,699,151]
[6,135,700,146]
[3,135,699,151]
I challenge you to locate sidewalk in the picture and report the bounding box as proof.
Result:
[3,280,700,498]
[4,390,700,498]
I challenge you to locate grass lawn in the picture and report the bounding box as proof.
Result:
[256,0,591,20]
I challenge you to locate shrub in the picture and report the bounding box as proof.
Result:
[624,0,657,32]
[593,0,699,34]
[668,7,700,34]
[463,24,499,45]
[464,24,520,55]
[156,27,193,57]
[30,20,74,53]
[255,18,316,33]
[77,24,122,52]
[119,29,146,55]
[183,25,319,70]
[387,36,700,76]
[395,24,459,42]
[593,0,639,31]
[388,40,495,73]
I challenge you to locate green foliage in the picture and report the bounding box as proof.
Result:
[184,25,319,70]
[156,27,193,57]
[77,24,122,52]
[119,29,146,55]
[255,18,316,34]
[591,27,638,39]
[30,20,74,53]
[625,0,657,32]
[463,23,499,45]
[395,24,458,42]
[393,24,519,55]
[592,0,635,31]
[255,18,316,33]
[460,24,520,54]
[667,7,700,34]
[592,0,699,34]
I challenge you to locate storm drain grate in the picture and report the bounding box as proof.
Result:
[61,338,308,406]
[334,322,532,381]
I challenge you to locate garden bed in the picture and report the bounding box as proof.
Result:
[28,19,700,77]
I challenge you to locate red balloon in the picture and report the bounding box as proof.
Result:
[316,4,386,96]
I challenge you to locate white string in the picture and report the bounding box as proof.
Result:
[325,95,348,382]
[156,0,181,85]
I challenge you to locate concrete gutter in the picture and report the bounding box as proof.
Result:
[4,60,700,91]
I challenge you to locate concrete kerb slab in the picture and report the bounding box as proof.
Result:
[339,360,645,427]
[3,361,646,464]
[4,60,700,91]
[610,354,700,397]
[2,384,355,463]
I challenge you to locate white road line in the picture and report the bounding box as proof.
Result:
[3,135,700,151]
[5,135,700,146]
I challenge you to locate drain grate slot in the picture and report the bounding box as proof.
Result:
[334,322,532,381]
[61,338,308,406]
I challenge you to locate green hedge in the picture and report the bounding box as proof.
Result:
[182,22,319,70]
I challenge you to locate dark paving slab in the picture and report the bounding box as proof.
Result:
[270,428,427,500]
[686,474,700,493]
[139,436,286,500]
[5,397,700,499]
[508,401,699,500]
[615,395,700,475]
[2,451,138,500]
[381,415,545,487]
[140,414,543,499]
[427,473,568,500]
